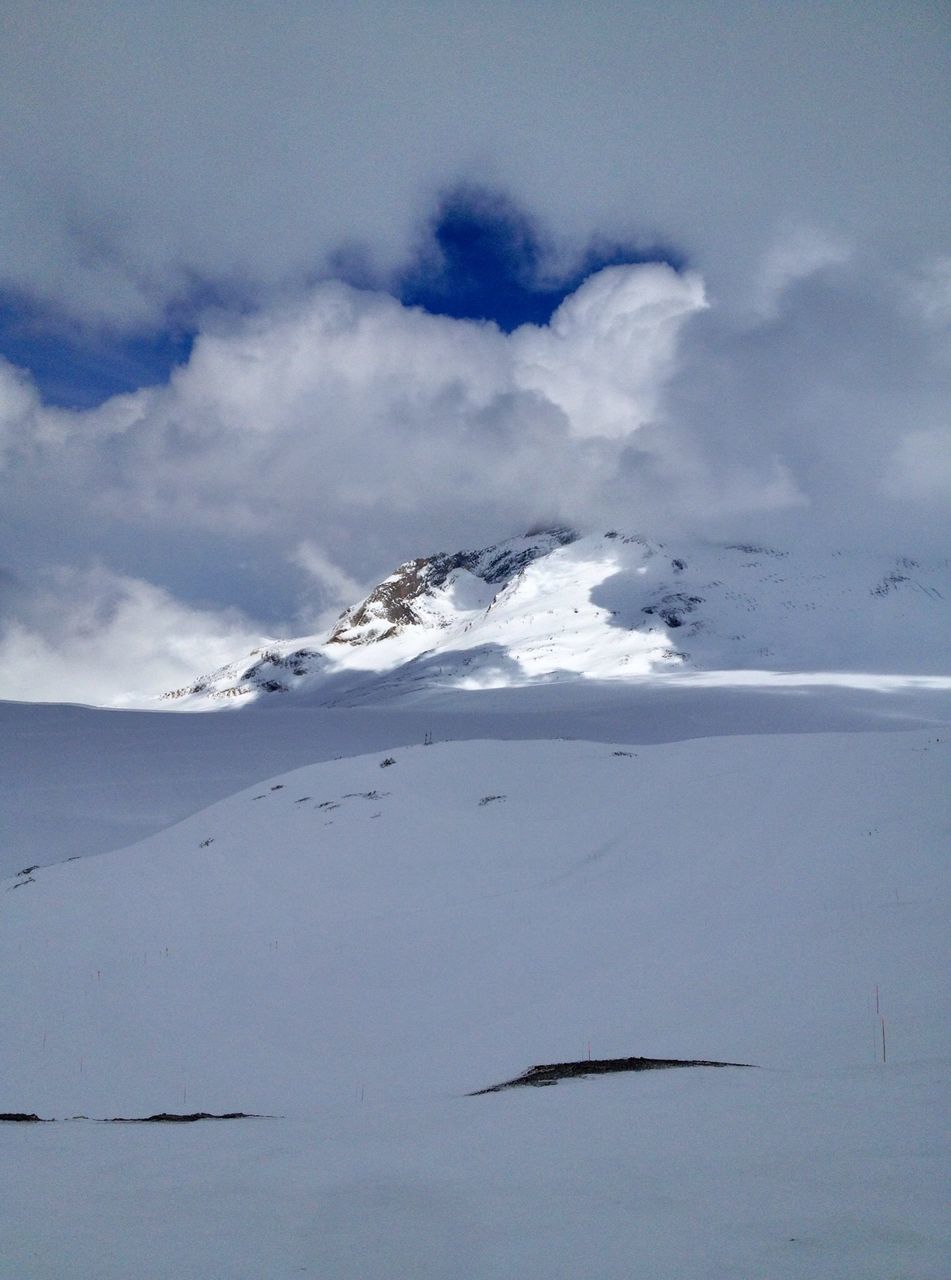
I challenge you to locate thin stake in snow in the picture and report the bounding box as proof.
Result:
[881,1016,887,1064]
[872,985,883,1064]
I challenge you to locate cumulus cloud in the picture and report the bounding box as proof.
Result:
[0,265,722,569]
[658,261,951,552]
[512,266,707,438]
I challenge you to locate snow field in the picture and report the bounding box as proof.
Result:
[2,1061,947,1280]
[2,729,948,1278]
[2,733,947,1116]
[4,683,944,879]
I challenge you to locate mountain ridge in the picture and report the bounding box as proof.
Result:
[164,528,950,706]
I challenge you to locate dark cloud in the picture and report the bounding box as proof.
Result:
[651,261,951,552]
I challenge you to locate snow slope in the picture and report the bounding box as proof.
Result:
[3,680,947,878]
[164,530,951,708]
[2,730,948,1278]
[4,732,948,1108]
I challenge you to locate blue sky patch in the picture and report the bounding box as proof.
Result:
[0,299,195,409]
[0,189,685,408]
[397,187,686,332]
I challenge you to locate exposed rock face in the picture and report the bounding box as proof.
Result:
[327,527,578,645]
[327,556,465,645]
[469,1055,756,1094]
[641,592,705,629]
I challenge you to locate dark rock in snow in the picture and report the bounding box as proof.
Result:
[470,1055,755,1094]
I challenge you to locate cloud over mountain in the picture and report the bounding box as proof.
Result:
[1,249,948,702]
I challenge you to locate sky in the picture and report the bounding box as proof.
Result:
[0,0,948,703]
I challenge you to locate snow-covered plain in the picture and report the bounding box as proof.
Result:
[2,717,949,1278]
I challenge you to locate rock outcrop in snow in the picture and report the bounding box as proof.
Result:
[327,528,578,645]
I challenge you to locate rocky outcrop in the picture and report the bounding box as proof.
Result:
[328,528,577,645]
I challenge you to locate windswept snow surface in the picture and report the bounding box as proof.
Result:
[2,729,949,1277]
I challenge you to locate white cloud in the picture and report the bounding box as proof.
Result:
[885,428,951,502]
[513,265,707,437]
[30,265,710,567]
[290,542,367,629]
[0,566,263,706]
[0,359,43,464]
[42,266,788,565]
[5,261,945,565]
[905,256,951,328]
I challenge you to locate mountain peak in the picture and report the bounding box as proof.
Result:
[164,532,949,707]
[328,528,578,646]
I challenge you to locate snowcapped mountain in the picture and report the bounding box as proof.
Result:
[165,528,950,706]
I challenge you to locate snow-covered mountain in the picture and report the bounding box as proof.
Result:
[165,528,950,706]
